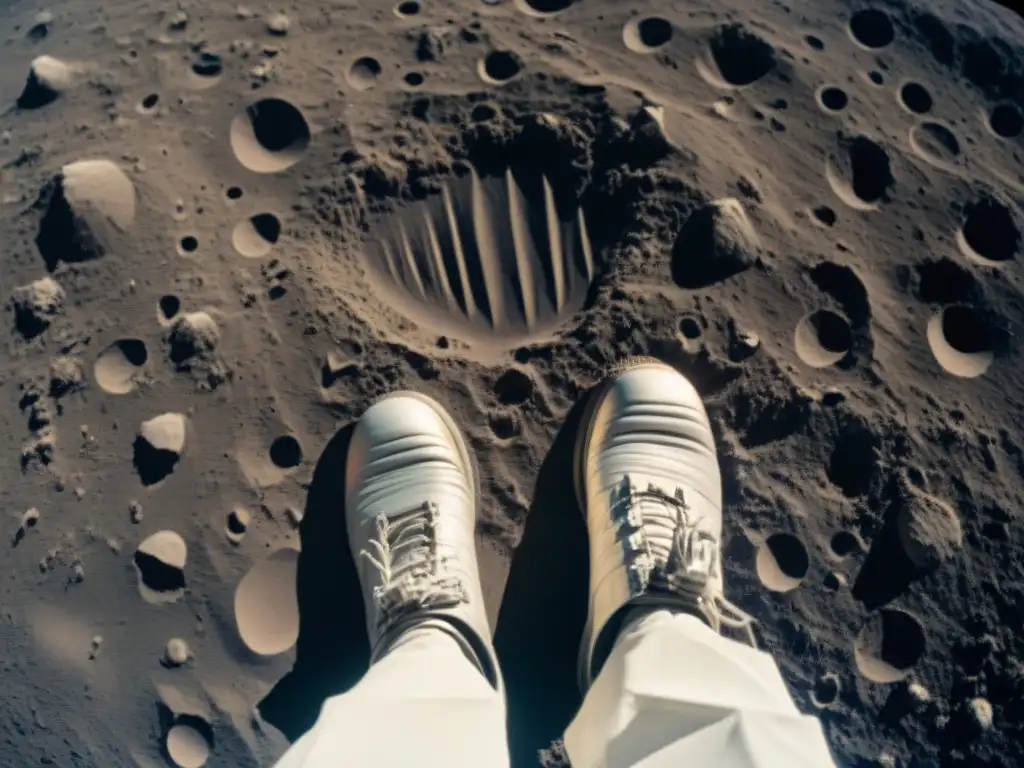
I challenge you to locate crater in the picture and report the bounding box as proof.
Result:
[795,310,851,368]
[989,104,1023,138]
[230,98,311,173]
[899,82,932,114]
[826,135,894,210]
[756,533,809,592]
[232,213,281,258]
[849,8,895,49]
[95,339,148,394]
[956,197,1019,265]
[855,609,925,683]
[270,435,303,469]
[817,86,848,112]
[927,305,995,378]
[623,17,673,53]
[479,50,523,83]
[515,0,575,14]
[700,24,777,87]
[347,57,382,91]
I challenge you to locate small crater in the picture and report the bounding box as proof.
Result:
[404,72,425,87]
[705,24,776,87]
[957,197,1019,265]
[95,339,148,394]
[479,50,523,83]
[817,86,848,112]
[755,533,809,592]
[830,530,862,558]
[914,257,978,304]
[927,305,995,378]
[849,8,895,49]
[855,609,925,683]
[395,0,420,15]
[909,122,960,168]
[471,103,497,121]
[495,368,534,405]
[232,213,281,258]
[230,98,311,174]
[812,673,840,707]
[348,57,382,91]
[867,70,884,85]
[488,410,520,439]
[134,530,187,603]
[159,295,181,322]
[795,310,851,368]
[515,0,574,14]
[226,186,244,201]
[138,93,160,113]
[899,82,932,114]
[812,205,837,226]
[989,104,1023,138]
[805,35,824,51]
[191,52,222,78]
[178,236,198,254]
[678,315,702,339]
[826,136,894,210]
[269,435,302,469]
[623,17,673,53]
[827,422,879,497]
[226,506,250,544]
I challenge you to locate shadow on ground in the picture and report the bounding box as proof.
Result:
[259,399,590,766]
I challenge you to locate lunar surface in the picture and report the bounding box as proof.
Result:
[1,0,1023,766]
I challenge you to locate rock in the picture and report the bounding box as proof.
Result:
[134,413,186,485]
[896,486,962,571]
[18,55,71,108]
[11,277,64,339]
[266,13,290,35]
[671,198,761,289]
[167,311,220,365]
[49,356,86,397]
[168,10,188,30]
[164,638,191,667]
[35,159,137,270]
[627,104,677,161]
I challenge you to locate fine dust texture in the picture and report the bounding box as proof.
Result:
[2,1,1024,767]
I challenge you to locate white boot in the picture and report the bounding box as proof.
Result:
[346,391,502,693]
[574,358,755,690]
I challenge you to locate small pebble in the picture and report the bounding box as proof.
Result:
[129,500,144,523]
[266,12,290,35]
[968,697,993,730]
[164,637,190,666]
[168,10,188,30]
[89,635,103,659]
[236,5,255,19]
[72,563,85,582]
[22,508,41,528]
[285,504,304,527]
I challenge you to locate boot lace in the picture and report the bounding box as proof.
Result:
[610,475,757,646]
[360,501,468,629]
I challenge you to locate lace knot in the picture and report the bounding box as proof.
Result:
[359,501,468,628]
[611,475,757,646]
